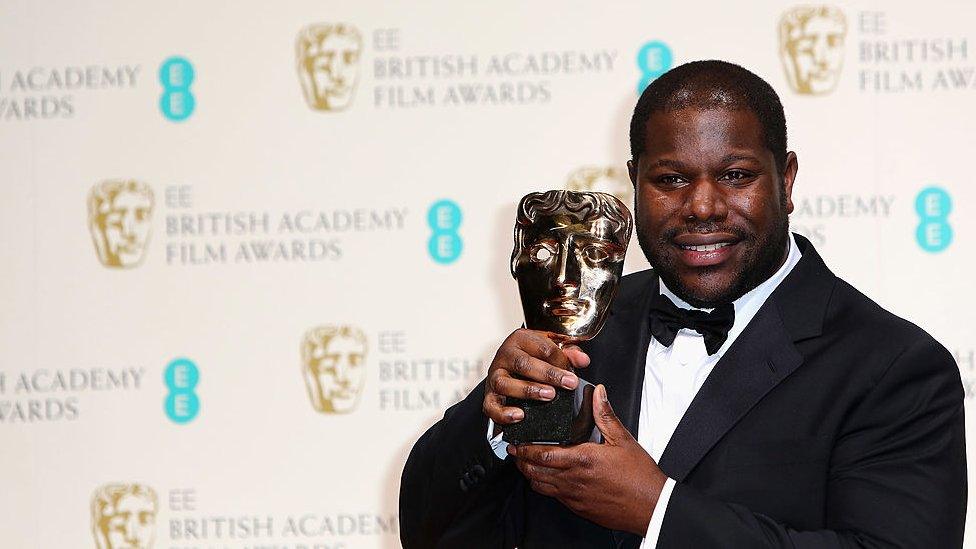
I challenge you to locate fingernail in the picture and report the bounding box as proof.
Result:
[540,387,555,399]
[561,374,578,389]
[511,409,524,421]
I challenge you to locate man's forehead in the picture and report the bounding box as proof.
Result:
[641,108,766,157]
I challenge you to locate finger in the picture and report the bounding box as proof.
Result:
[515,330,576,372]
[489,369,558,401]
[515,444,578,469]
[482,391,524,425]
[505,349,579,390]
[528,479,560,498]
[561,345,591,369]
[518,460,565,481]
[593,384,628,446]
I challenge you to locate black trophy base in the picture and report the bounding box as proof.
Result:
[501,379,600,445]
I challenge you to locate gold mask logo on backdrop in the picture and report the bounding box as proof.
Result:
[302,325,368,413]
[88,180,154,268]
[565,166,633,209]
[91,483,158,549]
[779,6,848,95]
[296,23,363,111]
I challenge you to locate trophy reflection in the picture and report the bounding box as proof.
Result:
[503,190,632,444]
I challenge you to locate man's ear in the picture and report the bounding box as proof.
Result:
[627,159,638,189]
[782,151,798,214]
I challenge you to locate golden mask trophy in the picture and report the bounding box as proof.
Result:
[503,190,633,445]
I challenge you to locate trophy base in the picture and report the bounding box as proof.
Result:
[501,378,601,445]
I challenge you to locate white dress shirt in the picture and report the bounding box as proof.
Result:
[489,233,802,548]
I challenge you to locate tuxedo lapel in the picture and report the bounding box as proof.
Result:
[656,303,802,482]
[656,233,833,482]
[586,272,658,438]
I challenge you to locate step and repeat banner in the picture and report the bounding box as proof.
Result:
[1,1,973,547]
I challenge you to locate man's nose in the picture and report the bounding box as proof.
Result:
[683,179,728,222]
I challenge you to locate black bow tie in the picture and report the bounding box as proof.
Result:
[649,292,735,355]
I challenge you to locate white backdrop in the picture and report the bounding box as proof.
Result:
[1,1,973,547]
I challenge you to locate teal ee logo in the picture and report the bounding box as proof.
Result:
[164,357,200,424]
[636,41,672,94]
[428,199,463,264]
[915,187,953,253]
[159,56,196,122]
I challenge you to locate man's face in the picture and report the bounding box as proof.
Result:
[299,29,361,111]
[97,493,156,549]
[782,10,846,94]
[514,213,626,341]
[305,333,366,413]
[628,108,797,307]
[97,191,153,267]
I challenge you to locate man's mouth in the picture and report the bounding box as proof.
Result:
[672,233,741,267]
[677,242,733,252]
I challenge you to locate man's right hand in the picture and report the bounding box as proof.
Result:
[483,329,591,427]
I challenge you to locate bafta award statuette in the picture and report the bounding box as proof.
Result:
[503,190,633,445]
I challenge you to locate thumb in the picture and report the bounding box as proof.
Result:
[593,384,627,445]
[561,345,591,369]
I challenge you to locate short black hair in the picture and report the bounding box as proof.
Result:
[629,60,788,173]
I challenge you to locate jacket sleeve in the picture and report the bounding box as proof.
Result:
[399,379,522,549]
[657,335,967,548]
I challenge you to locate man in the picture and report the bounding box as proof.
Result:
[399,60,966,548]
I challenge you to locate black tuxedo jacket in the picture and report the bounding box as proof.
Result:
[400,235,967,548]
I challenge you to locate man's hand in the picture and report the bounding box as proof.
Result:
[483,329,591,428]
[510,384,668,536]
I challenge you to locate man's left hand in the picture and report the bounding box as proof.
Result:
[509,384,668,536]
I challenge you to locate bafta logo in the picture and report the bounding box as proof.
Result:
[88,180,154,268]
[91,483,158,549]
[296,23,363,111]
[566,166,633,208]
[302,325,367,413]
[779,6,847,95]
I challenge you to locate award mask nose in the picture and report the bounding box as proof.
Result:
[554,241,581,287]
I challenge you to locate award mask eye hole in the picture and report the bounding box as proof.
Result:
[583,244,610,263]
[529,244,554,263]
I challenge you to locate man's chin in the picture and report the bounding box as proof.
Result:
[660,270,741,308]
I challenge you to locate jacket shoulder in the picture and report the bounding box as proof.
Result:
[616,269,656,302]
[824,278,955,382]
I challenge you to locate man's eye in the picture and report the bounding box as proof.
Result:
[720,170,752,182]
[582,245,610,263]
[658,175,683,186]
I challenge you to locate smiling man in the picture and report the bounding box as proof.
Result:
[400,60,966,548]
